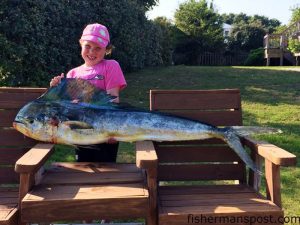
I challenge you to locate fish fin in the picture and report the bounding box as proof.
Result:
[219,127,263,175]
[39,78,117,106]
[230,126,282,137]
[63,121,94,129]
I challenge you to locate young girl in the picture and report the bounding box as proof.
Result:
[50,23,127,162]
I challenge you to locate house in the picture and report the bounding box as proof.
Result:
[223,23,232,37]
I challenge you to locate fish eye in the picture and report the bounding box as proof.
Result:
[26,118,34,124]
[26,117,35,124]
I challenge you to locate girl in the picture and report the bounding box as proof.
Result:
[50,23,127,162]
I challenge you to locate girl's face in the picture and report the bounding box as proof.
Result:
[80,40,106,67]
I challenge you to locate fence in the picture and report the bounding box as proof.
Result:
[196,52,248,66]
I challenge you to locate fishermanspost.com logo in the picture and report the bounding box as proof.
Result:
[187,214,300,224]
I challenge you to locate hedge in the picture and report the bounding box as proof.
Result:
[0,0,169,86]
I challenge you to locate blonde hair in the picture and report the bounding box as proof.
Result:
[105,43,113,56]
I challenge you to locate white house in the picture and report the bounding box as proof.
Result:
[223,23,232,37]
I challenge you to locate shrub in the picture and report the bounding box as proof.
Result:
[287,38,300,54]
[0,0,167,86]
[243,47,264,66]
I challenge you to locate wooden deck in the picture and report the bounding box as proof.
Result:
[264,20,300,66]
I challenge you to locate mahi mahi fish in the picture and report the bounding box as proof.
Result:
[14,78,264,173]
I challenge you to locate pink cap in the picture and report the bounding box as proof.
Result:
[80,23,110,48]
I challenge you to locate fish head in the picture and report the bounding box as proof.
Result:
[13,100,63,142]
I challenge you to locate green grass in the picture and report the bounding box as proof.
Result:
[49,65,300,222]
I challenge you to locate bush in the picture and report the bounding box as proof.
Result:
[287,38,300,54]
[0,0,168,86]
[243,48,264,66]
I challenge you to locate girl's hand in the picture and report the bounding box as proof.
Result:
[50,73,64,87]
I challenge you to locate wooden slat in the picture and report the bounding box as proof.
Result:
[0,87,46,109]
[265,159,281,207]
[25,183,147,200]
[158,185,283,225]
[243,137,297,166]
[0,110,19,128]
[15,143,55,173]
[0,87,47,93]
[150,89,241,110]
[0,167,19,184]
[0,92,43,102]
[159,185,254,194]
[41,163,144,185]
[0,208,18,224]
[136,141,158,170]
[158,164,245,181]
[0,198,18,205]
[150,89,242,126]
[136,141,158,225]
[156,110,242,126]
[156,145,241,163]
[0,94,44,109]
[50,162,142,173]
[0,187,19,198]
[22,183,148,222]
[0,129,37,147]
[160,193,274,206]
[41,171,144,185]
[0,148,28,164]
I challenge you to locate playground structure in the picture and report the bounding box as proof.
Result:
[264,20,300,66]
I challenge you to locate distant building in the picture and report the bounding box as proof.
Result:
[223,23,232,37]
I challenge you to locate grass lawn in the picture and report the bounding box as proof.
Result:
[50,65,300,223]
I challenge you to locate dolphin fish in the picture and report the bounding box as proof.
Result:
[13,78,263,174]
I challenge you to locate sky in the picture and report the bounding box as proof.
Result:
[147,0,300,25]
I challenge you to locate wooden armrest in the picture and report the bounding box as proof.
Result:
[242,137,297,166]
[15,143,55,173]
[136,141,158,170]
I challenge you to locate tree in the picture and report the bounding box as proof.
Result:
[290,5,300,23]
[153,17,174,65]
[221,13,236,25]
[250,15,281,33]
[221,13,280,52]
[136,0,159,10]
[221,13,281,33]
[0,0,163,86]
[227,21,266,52]
[173,0,224,64]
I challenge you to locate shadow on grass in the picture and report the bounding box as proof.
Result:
[124,66,300,107]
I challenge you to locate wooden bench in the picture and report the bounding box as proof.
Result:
[1,87,151,224]
[136,89,297,225]
[0,87,46,225]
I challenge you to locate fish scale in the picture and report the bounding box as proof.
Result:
[13,78,262,174]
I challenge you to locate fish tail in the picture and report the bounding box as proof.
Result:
[217,127,262,175]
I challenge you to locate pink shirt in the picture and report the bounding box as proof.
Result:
[66,59,126,91]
